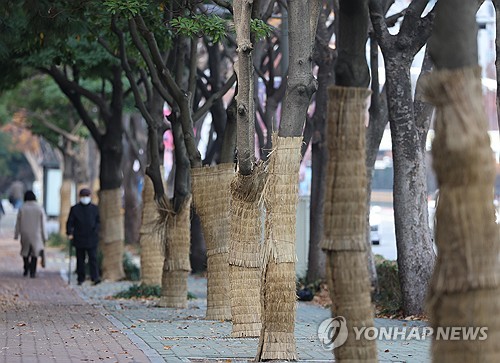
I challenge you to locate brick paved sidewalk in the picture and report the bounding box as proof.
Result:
[0,212,154,363]
[1,206,432,363]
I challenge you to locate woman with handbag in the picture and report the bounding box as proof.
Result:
[14,191,47,278]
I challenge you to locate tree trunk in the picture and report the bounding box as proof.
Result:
[229,164,266,337]
[423,66,500,362]
[59,179,72,237]
[139,175,163,286]
[369,0,436,316]
[99,188,125,281]
[306,6,336,283]
[495,1,500,133]
[220,97,237,164]
[192,164,234,320]
[233,0,255,176]
[256,1,320,360]
[157,195,192,308]
[321,2,377,361]
[424,1,500,361]
[385,56,435,315]
[365,35,387,287]
[229,0,263,339]
[323,87,377,362]
[189,211,207,273]
[257,135,303,361]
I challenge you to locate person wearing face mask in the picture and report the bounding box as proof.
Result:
[66,188,101,285]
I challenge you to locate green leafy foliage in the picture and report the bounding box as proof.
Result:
[0,131,22,178]
[103,0,148,17]
[0,74,91,148]
[374,255,402,314]
[46,233,68,249]
[171,14,227,42]
[250,19,273,40]
[113,284,161,298]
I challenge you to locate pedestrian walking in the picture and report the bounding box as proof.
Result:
[66,188,101,285]
[0,200,5,233]
[14,191,47,278]
[8,180,24,209]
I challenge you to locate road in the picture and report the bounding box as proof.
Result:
[370,205,397,261]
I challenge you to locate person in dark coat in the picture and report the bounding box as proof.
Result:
[66,188,101,285]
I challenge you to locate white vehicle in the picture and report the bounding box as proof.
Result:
[370,206,382,245]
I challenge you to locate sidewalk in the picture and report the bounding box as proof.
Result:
[0,208,431,363]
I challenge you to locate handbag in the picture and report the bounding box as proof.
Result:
[40,249,46,268]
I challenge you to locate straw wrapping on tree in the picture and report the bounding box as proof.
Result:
[139,176,163,286]
[156,195,192,272]
[99,234,125,281]
[256,261,297,360]
[98,188,125,281]
[322,87,372,252]
[99,188,125,244]
[191,163,234,255]
[322,86,377,362]
[228,163,266,336]
[229,265,262,337]
[261,134,302,265]
[422,67,500,362]
[206,252,231,320]
[192,163,234,320]
[158,270,189,308]
[255,135,302,361]
[59,180,72,236]
[229,162,267,267]
[155,194,192,308]
[422,67,500,292]
[328,251,378,360]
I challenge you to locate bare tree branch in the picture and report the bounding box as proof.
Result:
[193,73,236,122]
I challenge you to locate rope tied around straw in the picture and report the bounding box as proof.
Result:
[154,194,191,272]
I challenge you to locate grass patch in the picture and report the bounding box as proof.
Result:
[123,252,140,281]
[374,254,402,315]
[114,284,161,299]
[113,284,197,300]
[46,233,69,249]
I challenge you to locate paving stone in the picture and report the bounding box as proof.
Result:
[0,209,432,362]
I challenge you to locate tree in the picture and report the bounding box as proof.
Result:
[491,0,500,132]
[256,0,320,360]
[369,0,436,315]
[305,0,337,284]
[0,1,134,281]
[0,75,93,235]
[321,0,377,361]
[423,0,500,361]
[229,0,264,338]
[109,1,237,307]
